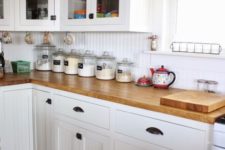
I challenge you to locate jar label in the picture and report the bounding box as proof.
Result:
[53,60,61,65]
[64,61,69,66]
[78,63,83,69]
[118,70,123,73]
[42,55,49,59]
[97,66,102,71]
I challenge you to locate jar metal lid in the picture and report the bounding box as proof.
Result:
[117,58,133,66]
[98,51,115,60]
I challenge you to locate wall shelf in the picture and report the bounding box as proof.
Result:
[143,50,225,60]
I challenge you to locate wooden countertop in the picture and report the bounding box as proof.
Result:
[1,71,225,124]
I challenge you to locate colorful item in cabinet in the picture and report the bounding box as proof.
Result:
[74,10,86,19]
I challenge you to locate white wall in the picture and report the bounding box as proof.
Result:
[3,32,225,93]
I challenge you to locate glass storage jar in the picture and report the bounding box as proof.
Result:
[52,48,65,73]
[35,44,56,71]
[64,50,81,75]
[96,52,116,80]
[116,58,133,83]
[78,50,96,77]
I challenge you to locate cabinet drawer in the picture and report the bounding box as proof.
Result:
[115,110,206,150]
[54,95,110,129]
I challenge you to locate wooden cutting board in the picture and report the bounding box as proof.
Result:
[160,91,225,113]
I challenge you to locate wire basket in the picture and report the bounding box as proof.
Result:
[170,42,222,55]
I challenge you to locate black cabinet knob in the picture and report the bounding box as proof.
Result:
[50,15,56,20]
[73,106,84,113]
[146,127,164,136]
[89,13,94,19]
[76,133,82,140]
[46,99,52,105]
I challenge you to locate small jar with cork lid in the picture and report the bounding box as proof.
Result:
[116,58,133,83]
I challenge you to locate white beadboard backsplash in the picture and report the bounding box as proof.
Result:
[3,32,225,93]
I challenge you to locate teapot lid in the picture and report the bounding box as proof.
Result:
[156,65,168,72]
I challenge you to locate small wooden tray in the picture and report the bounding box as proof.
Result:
[160,91,225,113]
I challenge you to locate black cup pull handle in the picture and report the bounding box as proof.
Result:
[46,99,52,105]
[76,133,82,140]
[73,106,84,113]
[146,127,164,136]
[89,13,94,19]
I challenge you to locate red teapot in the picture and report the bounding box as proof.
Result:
[150,65,176,89]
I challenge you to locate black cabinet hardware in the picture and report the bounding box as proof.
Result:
[51,15,56,20]
[89,13,94,19]
[146,127,164,135]
[73,106,84,113]
[46,99,52,105]
[76,133,82,140]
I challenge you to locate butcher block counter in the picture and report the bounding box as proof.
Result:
[1,71,225,124]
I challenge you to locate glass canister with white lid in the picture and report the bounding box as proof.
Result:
[35,44,56,71]
[78,50,96,77]
[96,51,116,80]
[52,48,65,73]
[64,50,81,75]
[116,58,134,83]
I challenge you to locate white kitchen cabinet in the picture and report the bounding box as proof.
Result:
[0,0,14,30]
[55,120,110,150]
[32,89,53,150]
[0,84,33,150]
[15,0,59,31]
[60,0,152,32]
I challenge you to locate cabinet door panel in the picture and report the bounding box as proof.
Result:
[0,0,14,30]
[33,90,52,150]
[2,89,33,150]
[15,0,56,31]
[55,121,84,150]
[115,140,168,150]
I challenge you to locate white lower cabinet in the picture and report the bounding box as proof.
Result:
[32,89,53,150]
[55,120,110,150]
[0,85,33,150]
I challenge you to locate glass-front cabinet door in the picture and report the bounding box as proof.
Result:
[61,0,125,30]
[15,0,56,31]
[0,0,14,30]
[91,0,125,25]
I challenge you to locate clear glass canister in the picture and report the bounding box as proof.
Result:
[78,50,96,77]
[64,50,81,75]
[35,44,56,71]
[52,48,65,73]
[96,51,116,80]
[116,58,134,83]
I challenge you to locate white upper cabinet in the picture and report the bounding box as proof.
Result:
[0,0,14,31]
[15,0,59,31]
[60,0,152,32]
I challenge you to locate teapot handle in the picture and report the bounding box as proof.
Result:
[168,72,176,87]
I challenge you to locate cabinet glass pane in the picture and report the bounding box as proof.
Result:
[68,0,87,20]
[0,0,3,19]
[26,0,48,20]
[97,0,119,18]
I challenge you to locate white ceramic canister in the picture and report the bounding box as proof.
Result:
[52,48,65,73]
[64,50,81,75]
[96,51,116,80]
[78,50,96,77]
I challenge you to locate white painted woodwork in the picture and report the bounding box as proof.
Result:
[0,84,33,150]
[0,0,14,30]
[115,110,206,150]
[60,0,152,32]
[54,94,110,129]
[32,89,53,150]
[55,120,110,150]
[15,0,58,31]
